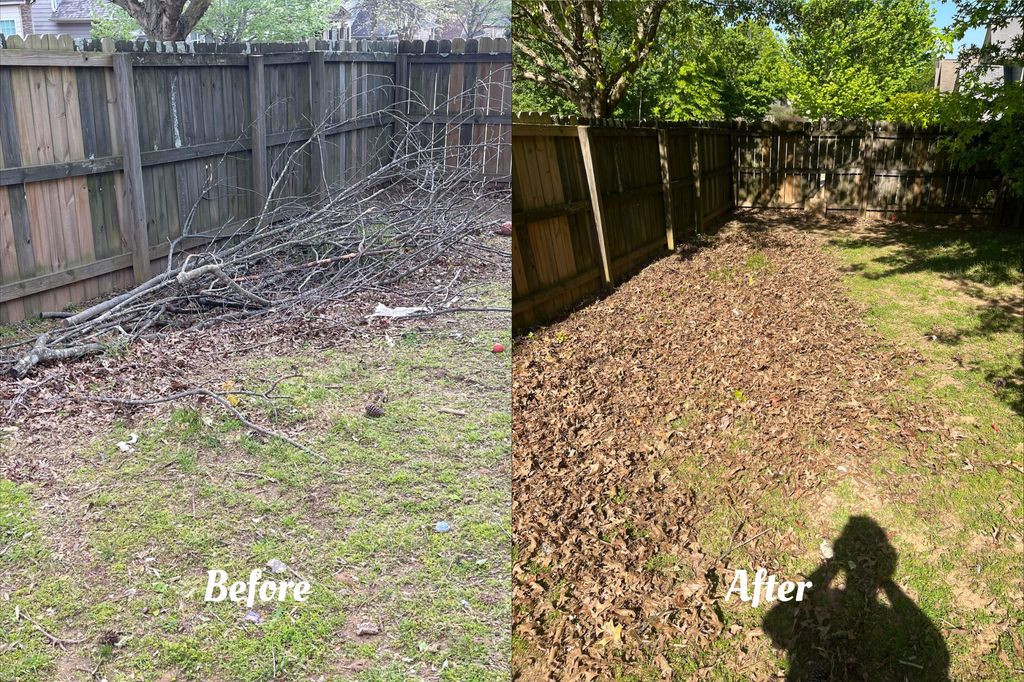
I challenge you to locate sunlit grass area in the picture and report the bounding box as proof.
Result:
[822,224,1023,680]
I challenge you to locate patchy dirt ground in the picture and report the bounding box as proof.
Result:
[0,235,511,681]
[512,212,1023,680]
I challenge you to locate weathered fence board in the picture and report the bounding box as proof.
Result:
[0,35,511,322]
[512,117,734,330]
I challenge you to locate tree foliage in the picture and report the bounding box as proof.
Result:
[430,0,511,39]
[196,0,337,42]
[91,3,143,40]
[783,0,948,119]
[625,16,791,120]
[940,1,1024,196]
[512,0,672,118]
[513,1,795,119]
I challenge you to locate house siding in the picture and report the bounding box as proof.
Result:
[28,1,93,38]
[0,5,25,36]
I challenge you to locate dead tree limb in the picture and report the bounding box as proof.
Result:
[9,334,105,379]
[2,74,511,378]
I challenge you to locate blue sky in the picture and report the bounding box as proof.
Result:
[932,0,987,57]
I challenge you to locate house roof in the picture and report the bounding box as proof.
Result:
[329,5,351,23]
[52,0,115,22]
[934,58,960,92]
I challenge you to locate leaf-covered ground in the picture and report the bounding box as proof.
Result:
[512,212,1023,680]
[0,239,511,681]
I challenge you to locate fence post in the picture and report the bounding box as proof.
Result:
[657,127,675,251]
[859,125,874,217]
[730,122,738,210]
[692,128,704,235]
[112,52,150,283]
[394,54,409,112]
[392,42,412,167]
[577,125,613,287]
[248,54,268,220]
[308,49,327,204]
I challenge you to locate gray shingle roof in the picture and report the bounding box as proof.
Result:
[51,0,115,22]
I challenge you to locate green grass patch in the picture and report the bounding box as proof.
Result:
[2,315,511,680]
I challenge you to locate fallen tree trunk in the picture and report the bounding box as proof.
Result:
[9,334,104,379]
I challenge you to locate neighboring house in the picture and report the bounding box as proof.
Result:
[980,16,1023,85]
[324,6,406,41]
[0,0,31,37]
[324,5,352,41]
[935,17,1023,92]
[348,7,397,40]
[0,0,113,39]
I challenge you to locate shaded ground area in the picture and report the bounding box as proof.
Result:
[512,211,1022,680]
[0,237,511,681]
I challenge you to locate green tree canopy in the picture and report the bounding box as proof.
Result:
[94,0,337,42]
[513,0,673,118]
[624,15,791,120]
[941,1,1024,197]
[196,0,336,42]
[783,0,948,119]
[513,1,795,120]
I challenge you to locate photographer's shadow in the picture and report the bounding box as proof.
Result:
[763,516,950,681]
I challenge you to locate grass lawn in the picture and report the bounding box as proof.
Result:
[0,285,511,681]
[511,214,1023,681]
[820,222,1023,678]
[708,220,1024,680]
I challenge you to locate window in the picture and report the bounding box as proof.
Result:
[0,6,20,37]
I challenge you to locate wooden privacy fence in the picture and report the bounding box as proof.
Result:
[512,115,731,330]
[734,120,1003,218]
[513,115,1011,331]
[0,34,511,323]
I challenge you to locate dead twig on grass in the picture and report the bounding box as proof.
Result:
[78,388,325,462]
[718,529,771,562]
[15,606,86,647]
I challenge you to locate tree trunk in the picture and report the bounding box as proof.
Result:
[109,0,214,41]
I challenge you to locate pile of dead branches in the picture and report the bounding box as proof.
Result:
[1,81,510,379]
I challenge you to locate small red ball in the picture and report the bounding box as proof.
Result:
[492,343,505,353]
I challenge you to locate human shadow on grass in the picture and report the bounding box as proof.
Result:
[763,516,949,682]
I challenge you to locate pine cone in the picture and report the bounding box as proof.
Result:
[365,402,385,418]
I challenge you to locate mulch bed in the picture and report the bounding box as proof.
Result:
[512,214,953,679]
